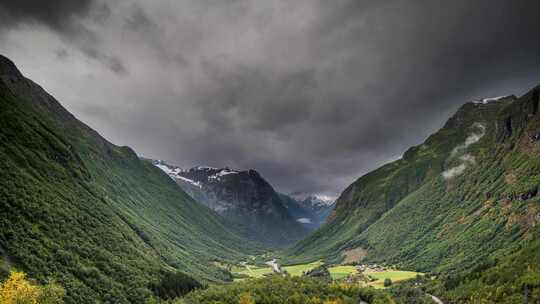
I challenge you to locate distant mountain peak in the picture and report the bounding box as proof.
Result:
[149,159,309,246]
[288,192,335,206]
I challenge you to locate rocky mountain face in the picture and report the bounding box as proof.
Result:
[0,55,263,303]
[152,161,310,247]
[287,89,540,275]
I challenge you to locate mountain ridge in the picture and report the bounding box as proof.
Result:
[286,91,540,275]
[0,54,262,303]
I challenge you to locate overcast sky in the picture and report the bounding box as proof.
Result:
[1,0,539,198]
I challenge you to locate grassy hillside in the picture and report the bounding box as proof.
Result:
[427,238,540,303]
[0,55,262,303]
[287,89,540,275]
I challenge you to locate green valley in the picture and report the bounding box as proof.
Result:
[1,1,539,303]
[230,258,420,291]
[1,12,540,302]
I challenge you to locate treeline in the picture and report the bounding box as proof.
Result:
[178,276,393,304]
[0,269,205,304]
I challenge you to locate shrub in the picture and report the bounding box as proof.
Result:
[0,271,65,304]
[150,271,203,300]
[183,276,392,304]
[238,292,255,304]
[383,278,392,287]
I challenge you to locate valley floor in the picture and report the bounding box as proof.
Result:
[230,257,420,289]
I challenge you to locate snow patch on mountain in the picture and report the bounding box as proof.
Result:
[208,168,239,180]
[472,95,510,104]
[152,160,204,187]
[154,162,184,178]
[176,176,202,188]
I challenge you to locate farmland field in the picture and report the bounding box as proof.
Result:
[328,265,357,279]
[366,270,420,288]
[232,259,419,289]
[282,261,323,276]
[233,264,273,280]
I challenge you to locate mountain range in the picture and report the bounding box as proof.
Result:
[151,160,334,246]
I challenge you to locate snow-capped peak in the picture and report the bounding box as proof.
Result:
[151,160,202,188]
[153,161,183,177]
[289,192,335,206]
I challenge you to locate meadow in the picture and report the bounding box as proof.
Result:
[232,264,273,280]
[328,265,358,280]
[365,270,420,288]
[281,261,323,276]
[233,259,420,290]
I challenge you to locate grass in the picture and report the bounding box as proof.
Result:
[232,258,420,290]
[366,270,420,288]
[328,265,357,280]
[282,261,323,276]
[233,264,273,280]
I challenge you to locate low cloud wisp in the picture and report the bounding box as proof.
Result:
[443,123,486,180]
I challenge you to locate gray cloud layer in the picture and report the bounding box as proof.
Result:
[0,0,126,74]
[1,0,539,197]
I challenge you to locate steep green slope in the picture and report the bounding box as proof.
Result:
[428,238,540,303]
[0,55,261,303]
[287,89,540,274]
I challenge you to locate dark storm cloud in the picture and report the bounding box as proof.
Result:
[1,0,539,197]
[0,0,126,75]
[0,0,94,30]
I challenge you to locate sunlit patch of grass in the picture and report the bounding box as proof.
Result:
[233,264,273,280]
[366,270,420,288]
[282,261,323,276]
[328,265,357,280]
